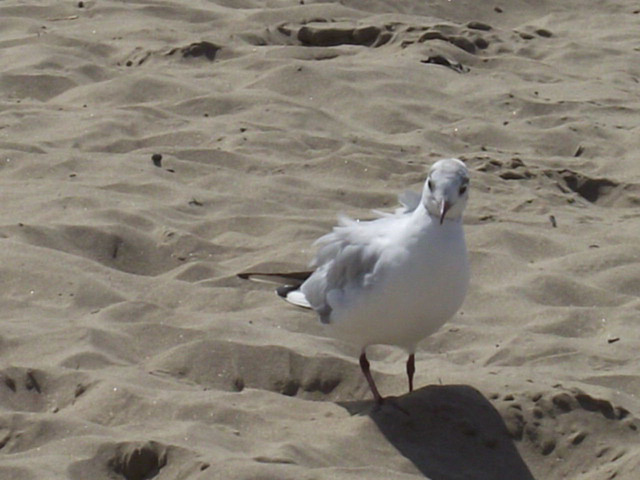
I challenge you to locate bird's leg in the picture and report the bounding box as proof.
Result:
[359,351,384,405]
[406,353,415,393]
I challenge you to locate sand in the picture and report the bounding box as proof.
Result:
[1,0,639,479]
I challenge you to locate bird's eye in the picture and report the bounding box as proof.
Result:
[459,185,467,195]
[427,179,434,191]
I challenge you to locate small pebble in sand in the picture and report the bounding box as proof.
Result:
[151,153,162,167]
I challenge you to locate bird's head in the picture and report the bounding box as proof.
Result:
[422,158,470,224]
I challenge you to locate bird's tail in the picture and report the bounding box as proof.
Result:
[237,270,312,285]
[237,271,313,309]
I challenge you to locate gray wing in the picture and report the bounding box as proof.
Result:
[300,216,387,323]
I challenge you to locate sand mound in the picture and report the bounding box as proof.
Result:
[1,0,640,478]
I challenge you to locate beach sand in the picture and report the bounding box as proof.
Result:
[1,1,639,478]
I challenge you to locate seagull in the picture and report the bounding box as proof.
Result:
[239,158,470,405]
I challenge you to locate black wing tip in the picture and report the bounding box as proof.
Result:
[238,273,300,300]
[236,271,313,286]
[276,284,299,299]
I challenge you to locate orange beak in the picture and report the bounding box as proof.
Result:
[439,200,450,225]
